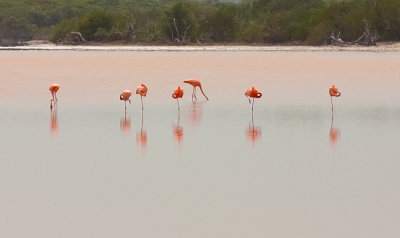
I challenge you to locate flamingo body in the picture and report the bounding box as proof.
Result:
[172,86,184,99]
[245,86,262,98]
[120,90,132,101]
[136,84,148,97]
[329,85,341,97]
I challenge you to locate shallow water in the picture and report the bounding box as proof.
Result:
[0,50,399,237]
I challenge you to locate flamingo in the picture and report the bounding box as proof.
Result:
[172,86,184,111]
[245,86,262,111]
[136,83,148,110]
[120,90,132,113]
[49,84,60,110]
[329,85,341,115]
[183,78,209,101]
[49,84,60,102]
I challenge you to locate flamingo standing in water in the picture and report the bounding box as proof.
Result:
[49,84,60,102]
[172,86,184,111]
[329,85,341,115]
[245,86,262,111]
[136,83,148,110]
[120,90,132,113]
[49,84,60,110]
[184,78,209,101]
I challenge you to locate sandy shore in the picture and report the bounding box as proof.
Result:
[1,42,400,52]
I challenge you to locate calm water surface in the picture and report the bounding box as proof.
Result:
[0,50,399,237]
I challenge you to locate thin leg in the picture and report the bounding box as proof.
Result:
[141,109,144,131]
[252,98,254,112]
[55,93,58,102]
[251,109,254,131]
[141,96,144,110]
[247,96,251,104]
[177,99,180,111]
[193,87,197,101]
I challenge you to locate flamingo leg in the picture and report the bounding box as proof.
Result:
[141,96,144,110]
[177,98,180,111]
[251,109,254,131]
[141,110,144,131]
[55,93,58,102]
[331,96,334,124]
[252,98,254,112]
[247,96,251,104]
[193,87,197,101]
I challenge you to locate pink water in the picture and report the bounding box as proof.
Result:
[0,50,399,237]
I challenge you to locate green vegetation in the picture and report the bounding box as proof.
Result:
[0,0,399,45]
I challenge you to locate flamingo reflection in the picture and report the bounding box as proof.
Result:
[50,102,58,136]
[173,112,184,143]
[329,127,340,146]
[120,115,131,135]
[136,110,147,149]
[246,111,261,144]
[329,114,340,147]
[189,101,203,126]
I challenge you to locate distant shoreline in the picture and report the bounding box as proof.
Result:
[1,41,400,52]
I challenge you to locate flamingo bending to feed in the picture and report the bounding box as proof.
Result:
[172,86,184,111]
[136,84,148,110]
[120,90,132,112]
[245,86,262,111]
[329,85,341,114]
[183,78,209,101]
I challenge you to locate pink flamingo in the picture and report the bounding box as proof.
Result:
[245,86,262,111]
[136,83,148,110]
[172,86,184,111]
[329,85,341,114]
[184,78,209,101]
[120,90,132,112]
[49,84,60,102]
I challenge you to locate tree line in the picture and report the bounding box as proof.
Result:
[0,0,399,45]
